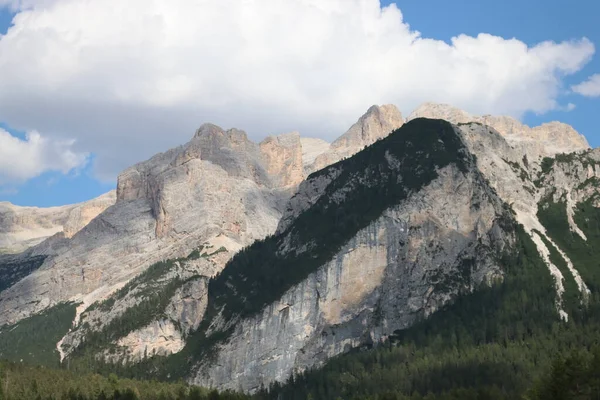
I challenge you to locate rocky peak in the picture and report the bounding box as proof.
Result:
[408,102,590,159]
[308,104,404,173]
[330,104,404,150]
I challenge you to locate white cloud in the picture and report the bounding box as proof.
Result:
[0,0,595,180]
[572,74,600,97]
[0,129,88,185]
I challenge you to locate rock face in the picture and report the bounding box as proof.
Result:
[110,277,208,362]
[408,102,590,159]
[0,191,116,254]
[299,138,330,173]
[259,132,304,188]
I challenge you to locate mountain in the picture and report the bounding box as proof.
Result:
[185,113,599,392]
[1,103,599,398]
[0,191,116,255]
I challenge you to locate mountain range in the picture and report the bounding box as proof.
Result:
[1,103,599,398]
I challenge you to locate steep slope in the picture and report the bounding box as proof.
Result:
[0,191,116,254]
[410,105,594,321]
[181,117,596,393]
[262,145,600,399]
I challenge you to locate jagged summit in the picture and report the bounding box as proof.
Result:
[408,102,590,158]
[330,104,404,149]
[308,104,404,173]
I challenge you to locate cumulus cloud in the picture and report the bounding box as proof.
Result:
[572,74,600,97]
[0,0,595,180]
[0,129,88,185]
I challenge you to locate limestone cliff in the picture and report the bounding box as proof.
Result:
[188,116,596,392]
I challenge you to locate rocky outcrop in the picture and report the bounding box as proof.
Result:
[455,121,592,319]
[0,191,116,254]
[408,102,590,160]
[299,138,330,173]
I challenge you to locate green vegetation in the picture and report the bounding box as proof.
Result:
[0,360,248,400]
[526,348,600,400]
[186,246,205,260]
[577,176,600,190]
[0,302,76,367]
[0,255,46,292]
[554,152,578,165]
[503,159,530,182]
[540,157,555,174]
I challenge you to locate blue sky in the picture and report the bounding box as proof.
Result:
[0,0,599,207]
[390,0,600,142]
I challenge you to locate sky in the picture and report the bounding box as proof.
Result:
[0,0,598,207]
